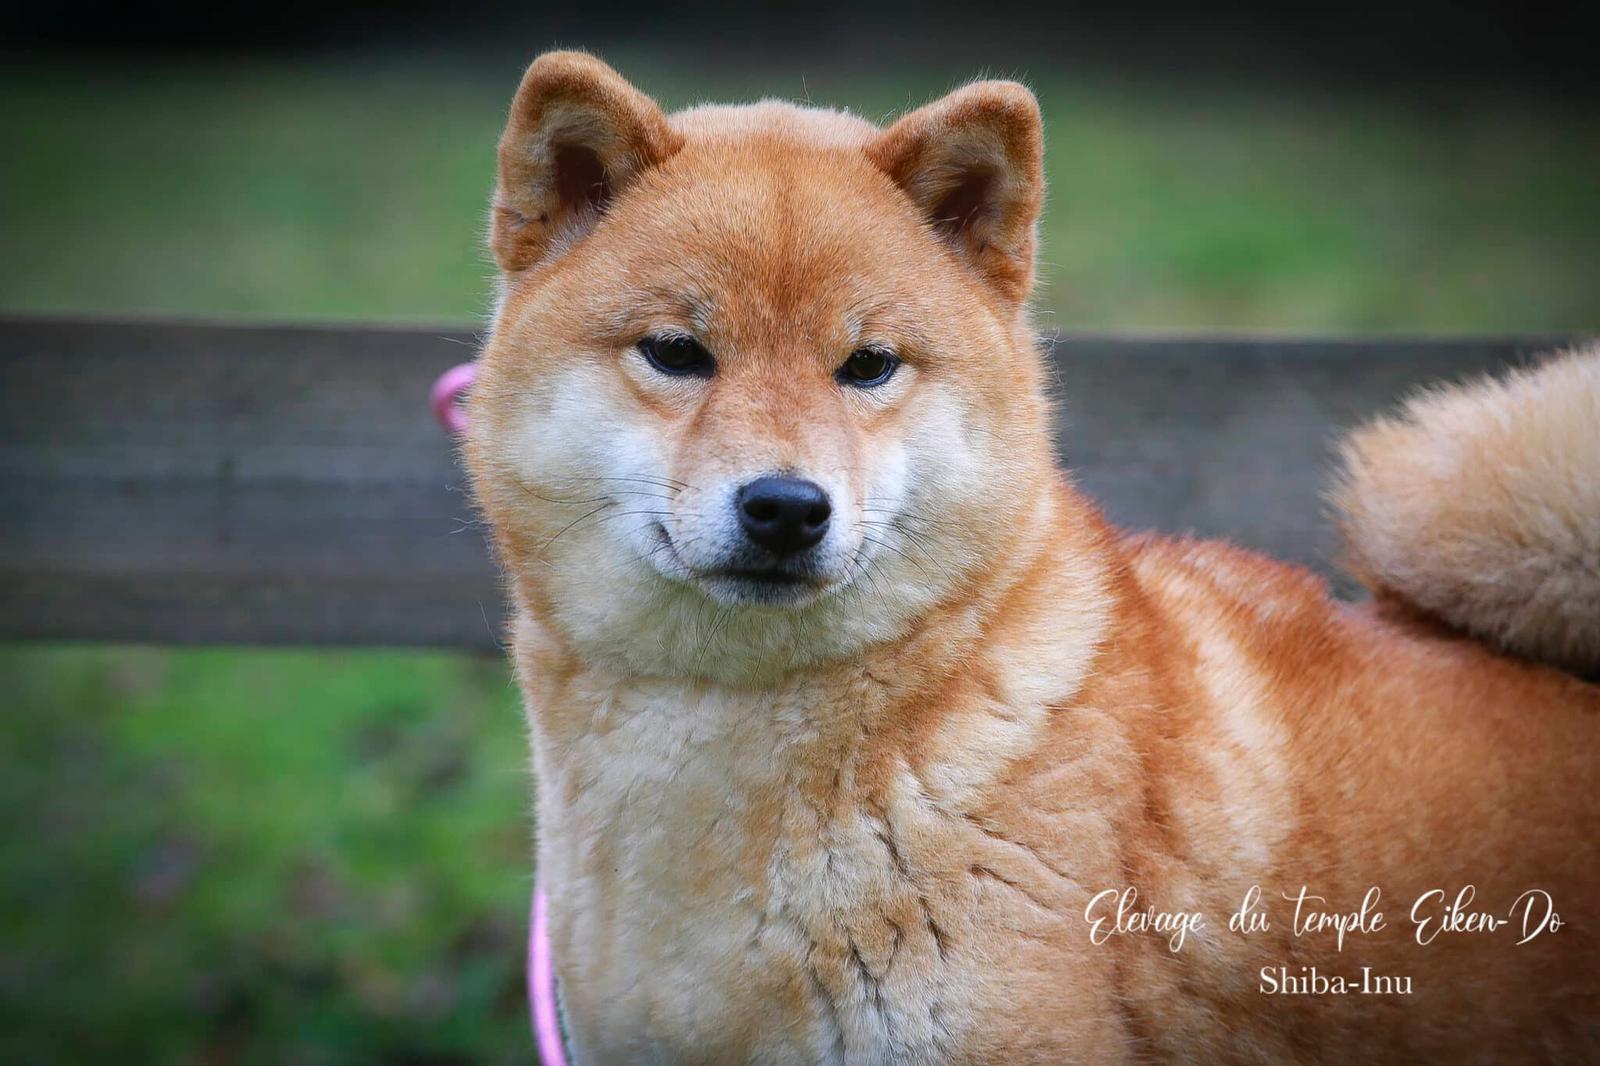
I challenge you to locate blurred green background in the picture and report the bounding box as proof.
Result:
[5,52,1599,330]
[2,35,1597,1066]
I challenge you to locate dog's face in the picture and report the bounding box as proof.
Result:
[467,54,1055,681]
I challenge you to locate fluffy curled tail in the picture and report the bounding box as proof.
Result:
[1331,342,1600,675]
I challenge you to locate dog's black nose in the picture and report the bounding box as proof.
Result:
[736,476,831,555]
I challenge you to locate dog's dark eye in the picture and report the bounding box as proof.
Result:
[639,334,714,378]
[837,348,899,388]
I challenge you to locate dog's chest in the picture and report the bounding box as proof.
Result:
[534,681,967,1065]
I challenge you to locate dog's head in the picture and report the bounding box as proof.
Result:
[467,52,1057,681]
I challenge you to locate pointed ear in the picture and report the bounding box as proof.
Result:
[491,52,683,273]
[867,81,1045,307]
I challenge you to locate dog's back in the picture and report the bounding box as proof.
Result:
[1112,496,1599,1060]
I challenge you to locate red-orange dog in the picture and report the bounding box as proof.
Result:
[466,51,1599,1064]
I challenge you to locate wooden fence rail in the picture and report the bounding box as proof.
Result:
[0,317,1567,650]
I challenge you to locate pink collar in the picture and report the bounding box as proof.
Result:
[429,362,476,434]
[529,886,569,1065]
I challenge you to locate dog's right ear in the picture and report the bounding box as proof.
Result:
[491,52,683,273]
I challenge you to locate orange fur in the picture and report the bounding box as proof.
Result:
[466,52,1599,1064]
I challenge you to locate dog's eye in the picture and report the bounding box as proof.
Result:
[837,348,899,388]
[638,334,715,378]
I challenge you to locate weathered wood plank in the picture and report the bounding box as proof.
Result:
[0,318,501,649]
[0,317,1567,649]
[1048,335,1563,586]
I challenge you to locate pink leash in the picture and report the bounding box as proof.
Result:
[529,886,568,1065]
[432,363,569,1064]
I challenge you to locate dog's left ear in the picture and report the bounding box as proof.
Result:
[867,81,1045,309]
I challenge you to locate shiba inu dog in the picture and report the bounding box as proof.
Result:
[464,51,1600,1064]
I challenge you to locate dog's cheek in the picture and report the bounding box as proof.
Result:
[858,441,910,540]
[901,390,996,569]
[481,365,653,587]
[510,364,626,493]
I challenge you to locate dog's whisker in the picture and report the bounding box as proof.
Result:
[535,500,618,555]
[859,530,942,588]
[563,474,693,492]
[694,605,735,680]
[519,487,613,505]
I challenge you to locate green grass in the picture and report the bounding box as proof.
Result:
[0,646,530,1064]
[1,48,1596,1062]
